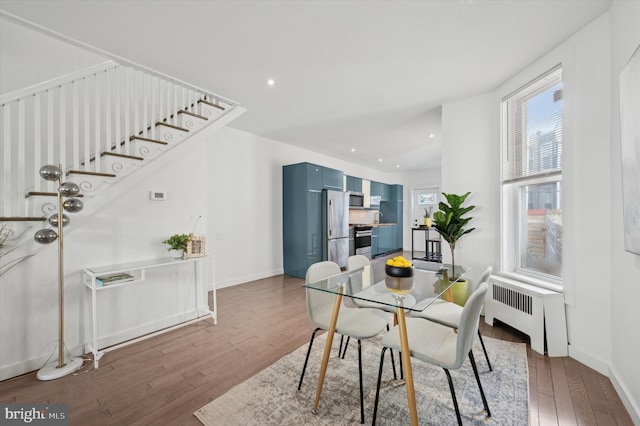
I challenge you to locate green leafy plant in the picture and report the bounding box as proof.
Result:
[162,234,190,252]
[432,192,476,279]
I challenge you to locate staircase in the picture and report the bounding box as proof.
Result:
[0,60,245,272]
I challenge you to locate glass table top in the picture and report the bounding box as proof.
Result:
[303,263,470,313]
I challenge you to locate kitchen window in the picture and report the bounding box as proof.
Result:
[501,65,563,285]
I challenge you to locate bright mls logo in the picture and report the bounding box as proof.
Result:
[1,404,69,425]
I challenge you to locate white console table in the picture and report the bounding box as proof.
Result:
[84,256,216,368]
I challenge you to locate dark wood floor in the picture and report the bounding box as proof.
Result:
[0,255,633,426]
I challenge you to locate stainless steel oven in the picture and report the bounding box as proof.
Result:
[354,226,372,259]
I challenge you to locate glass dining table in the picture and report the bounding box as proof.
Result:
[303,263,469,426]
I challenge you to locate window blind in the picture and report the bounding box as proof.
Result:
[503,66,563,183]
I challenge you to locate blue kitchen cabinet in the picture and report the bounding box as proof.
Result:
[390,184,404,250]
[321,166,344,190]
[346,175,362,193]
[283,162,344,278]
[371,227,379,257]
[379,184,403,252]
[371,181,390,201]
[305,163,344,191]
[378,225,398,255]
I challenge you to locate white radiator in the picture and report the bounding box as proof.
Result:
[485,275,568,356]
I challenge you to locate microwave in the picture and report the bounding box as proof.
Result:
[349,192,364,209]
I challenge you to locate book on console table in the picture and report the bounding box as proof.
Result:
[95,272,135,286]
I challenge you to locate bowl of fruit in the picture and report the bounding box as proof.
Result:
[385,256,414,293]
[385,255,414,277]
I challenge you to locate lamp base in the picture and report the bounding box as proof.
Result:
[37,356,83,381]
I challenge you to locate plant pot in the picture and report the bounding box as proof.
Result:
[441,278,468,306]
[423,217,431,227]
[170,249,186,259]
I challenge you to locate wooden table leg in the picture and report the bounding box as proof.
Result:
[396,304,419,426]
[312,287,343,414]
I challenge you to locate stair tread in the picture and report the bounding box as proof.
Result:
[155,122,189,132]
[26,191,85,198]
[0,216,46,222]
[178,110,208,120]
[101,151,144,161]
[67,170,117,178]
[198,99,226,110]
[128,136,169,145]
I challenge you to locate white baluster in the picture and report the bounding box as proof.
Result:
[143,73,149,138]
[59,85,66,174]
[3,104,11,216]
[124,67,131,155]
[105,69,112,157]
[94,73,101,173]
[34,93,42,194]
[134,69,140,141]
[83,77,91,171]
[150,76,156,140]
[47,89,54,167]
[166,79,171,127]
[173,83,179,125]
[18,98,25,217]
[114,66,122,154]
[72,81,79,170]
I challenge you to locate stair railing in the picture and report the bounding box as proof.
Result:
[0,60,237,219]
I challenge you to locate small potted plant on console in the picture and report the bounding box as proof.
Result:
[162,233,190,259]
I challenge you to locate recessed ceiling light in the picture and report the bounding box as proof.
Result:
[351,148,356,152]
[267,79,275,86]
[429,134,435,139]
[378,158,383,162]
[396,164,400,168]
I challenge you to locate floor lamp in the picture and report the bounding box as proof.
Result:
[34,164,85,380]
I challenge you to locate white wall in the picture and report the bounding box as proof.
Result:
[0,17,105,95]
[205,126,409,288]
[441,6,640,420]
[608,1,640,421]
[441,94,498,283]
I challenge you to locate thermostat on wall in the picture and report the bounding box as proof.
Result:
[150,191,167,201]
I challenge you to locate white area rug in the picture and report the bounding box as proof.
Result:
[194,332,528,425]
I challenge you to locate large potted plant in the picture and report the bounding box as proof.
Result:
[432,192,476,305]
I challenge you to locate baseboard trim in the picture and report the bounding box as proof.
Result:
[609,364,640,425]
[568,344,609,376]
[0,310,206,381]
[216,268,284,289]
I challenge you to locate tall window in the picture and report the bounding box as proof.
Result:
[502,66,563,282]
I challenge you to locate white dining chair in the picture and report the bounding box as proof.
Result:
[372,282,491,425]
[298,261,389,424]
[408,266,493,371]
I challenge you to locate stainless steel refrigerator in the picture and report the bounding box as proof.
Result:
[322,189,350,269]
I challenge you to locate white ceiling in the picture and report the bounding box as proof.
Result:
[1,0,611,172]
